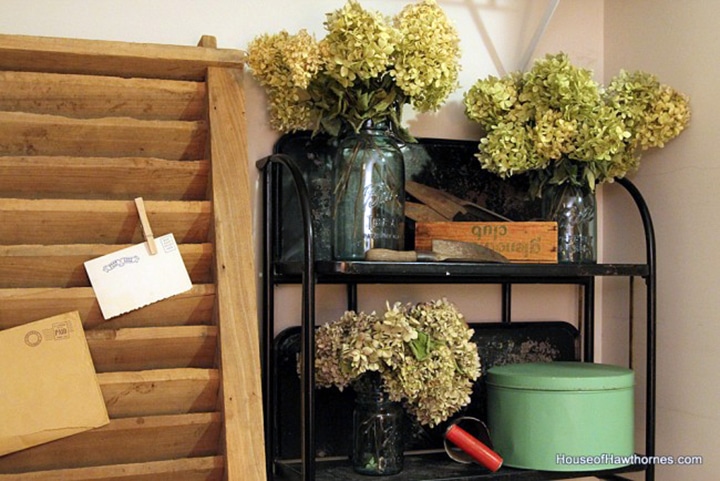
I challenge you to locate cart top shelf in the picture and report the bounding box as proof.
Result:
[272,260,649,283]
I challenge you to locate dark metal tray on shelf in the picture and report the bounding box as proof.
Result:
[272,131,541,263]
[272,321,647,481]
[273,322,579,461]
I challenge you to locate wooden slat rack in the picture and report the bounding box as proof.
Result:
[0,33,265,481]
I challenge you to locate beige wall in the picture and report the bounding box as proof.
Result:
[604,1,718,479]
[3,0,713,479]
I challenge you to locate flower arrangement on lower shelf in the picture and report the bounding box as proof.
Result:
[314,298,481,427]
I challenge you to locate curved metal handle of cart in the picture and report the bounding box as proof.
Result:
[257,154,317,481]
[616,177,657,481]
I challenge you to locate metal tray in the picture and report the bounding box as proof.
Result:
[272,132,541,262]
[273,321,579,460]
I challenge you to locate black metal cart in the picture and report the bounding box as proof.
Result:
[257,134,656,481]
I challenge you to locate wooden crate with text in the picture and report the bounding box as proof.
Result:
[415,221,558,263]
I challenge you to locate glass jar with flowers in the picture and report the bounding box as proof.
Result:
[313,299,481,475]
[247,0,461,260]
[463,53,691,263]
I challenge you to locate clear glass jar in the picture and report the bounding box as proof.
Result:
[543,183,597,263]
[332,120,405,260]
[351,374,404,475]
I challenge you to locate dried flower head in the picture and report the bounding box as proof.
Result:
[247,30,323,132]
[607,70,691,151]
[322,0,397,88]
[393,0,461,112]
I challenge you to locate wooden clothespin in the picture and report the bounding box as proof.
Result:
[134,197,157,255]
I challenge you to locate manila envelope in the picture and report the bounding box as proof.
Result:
[0,311,109,456]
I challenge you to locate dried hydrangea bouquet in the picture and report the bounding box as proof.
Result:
[247,0,461,261]
[314,298,480,474]
[464,53,690,262]
[246,0,460,140]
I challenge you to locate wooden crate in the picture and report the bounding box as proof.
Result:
[0,34,265,480]
[415,221,559,263]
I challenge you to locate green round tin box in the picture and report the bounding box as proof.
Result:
[486,361,634,471]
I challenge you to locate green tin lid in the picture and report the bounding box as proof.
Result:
[487,361,634,391]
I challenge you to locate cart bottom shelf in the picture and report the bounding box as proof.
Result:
[274,451,646,480]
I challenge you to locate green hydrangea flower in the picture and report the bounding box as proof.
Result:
[607,70,691,151]
[246,29,323,132]
[464,73,523,125]
[393,0,461,112]
[322,0,397,88]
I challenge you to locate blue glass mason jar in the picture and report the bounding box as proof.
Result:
[332,120,405,260]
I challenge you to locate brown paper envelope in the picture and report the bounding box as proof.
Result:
[0,311,109,456]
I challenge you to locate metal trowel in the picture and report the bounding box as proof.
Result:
[365,239,509,263]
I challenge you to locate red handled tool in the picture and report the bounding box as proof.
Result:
[445,424,503,472]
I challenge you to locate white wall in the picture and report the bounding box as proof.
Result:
[604,1,719,479]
